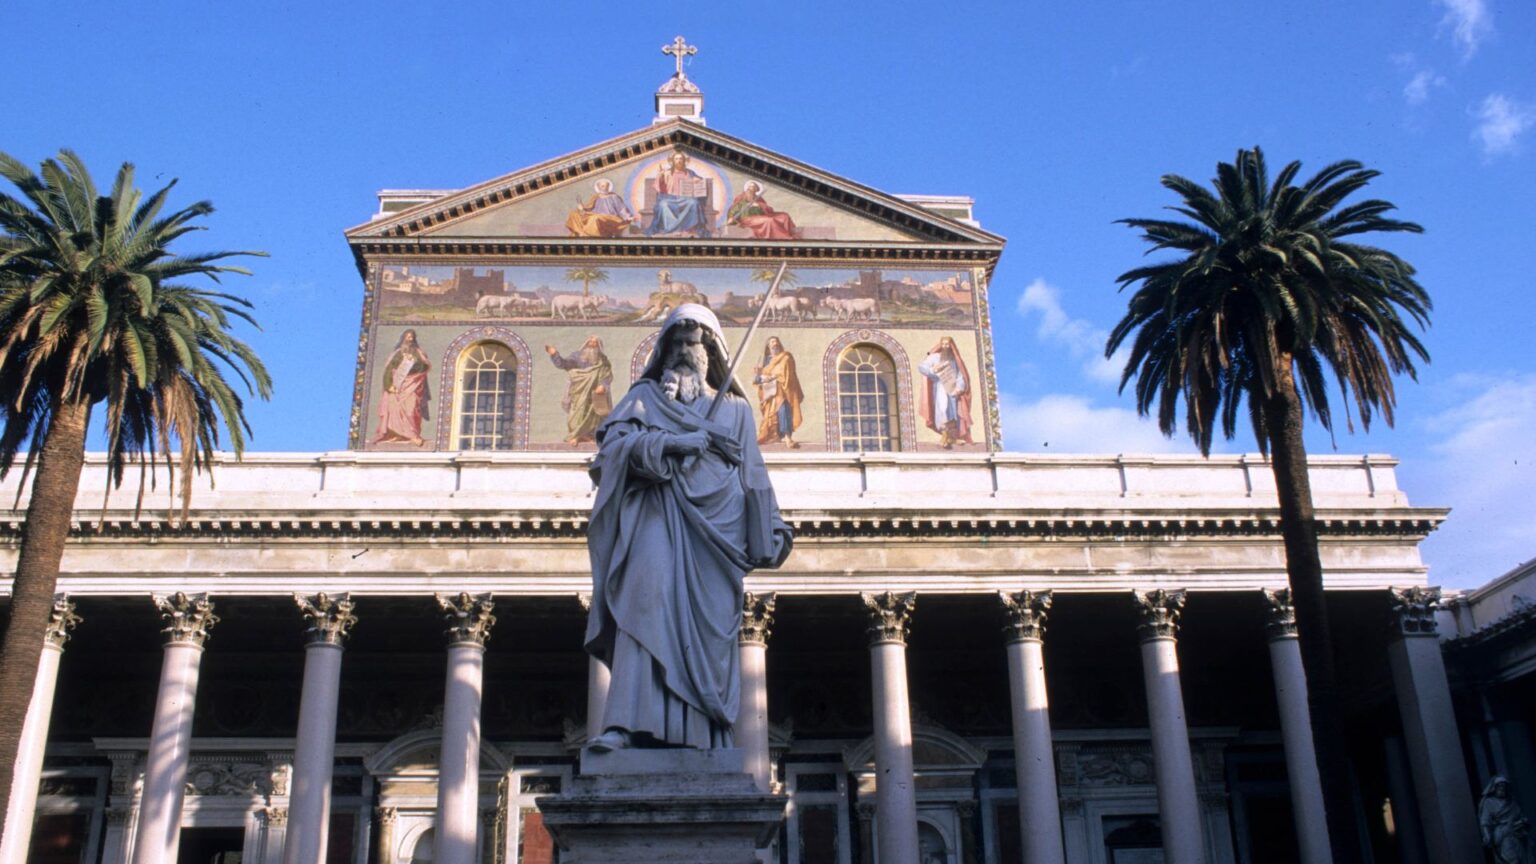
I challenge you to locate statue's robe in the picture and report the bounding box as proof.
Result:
[584,379,791,747]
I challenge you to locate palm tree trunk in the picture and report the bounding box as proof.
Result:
[1263,371,1363,863]
[0,397,90,846]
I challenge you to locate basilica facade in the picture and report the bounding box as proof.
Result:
[3,53,1525,864]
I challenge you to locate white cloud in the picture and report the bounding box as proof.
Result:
[1472,94,1535,158]
[1015,278,1124,384]
[1404,69,1447,106]
[1409,374,1536,586]
[998,392,1193,454]
[1436,0,1493,59]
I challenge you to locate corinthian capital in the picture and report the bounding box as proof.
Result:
[1132,588,1186,641]
[740,592,777,645]
[1388,586,1442,637]
[437,592,496,646]
[153,592,219,647]
[1261,588,1298,640]
[999,590,1052,642]
[295,592,358,646]
[44,595,82,649]
[862,591,916,646]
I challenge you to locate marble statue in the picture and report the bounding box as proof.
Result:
[583,303,792,750]
[1481,776,1533,864]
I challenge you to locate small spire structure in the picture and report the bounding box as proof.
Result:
[655,35,705,125]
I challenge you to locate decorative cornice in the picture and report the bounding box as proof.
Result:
[862,591,916,646]
[1442,595,1536,653]
[295,592,358,647]
[20,510,1444,542]
[1133,589,1186,641]
[437,592,496,646]
[740,592,777,645]
[44,594,82,649]
[1260,588,1297,640]
[153,592,218,647]
[1389,586,1442,637]
[999,590,1052,642]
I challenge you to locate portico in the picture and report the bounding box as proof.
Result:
[0,451,1474,864]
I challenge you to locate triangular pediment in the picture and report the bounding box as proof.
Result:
[346,121,1003,248]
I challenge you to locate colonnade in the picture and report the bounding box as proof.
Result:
[0,586,1483,864]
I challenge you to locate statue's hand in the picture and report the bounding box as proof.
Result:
[664,430,709,456]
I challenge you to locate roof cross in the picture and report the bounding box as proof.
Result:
[663,35,697,78]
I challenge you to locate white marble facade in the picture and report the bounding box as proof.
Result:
[0,451,1492,864]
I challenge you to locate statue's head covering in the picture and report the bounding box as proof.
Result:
[640,303,745,397]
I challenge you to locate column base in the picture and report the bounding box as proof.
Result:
[538,749,786,864]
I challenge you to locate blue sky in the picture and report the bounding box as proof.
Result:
[7,1,1533,587]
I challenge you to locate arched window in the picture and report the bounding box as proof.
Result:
[452,341,518,450]
[835,344,900,452]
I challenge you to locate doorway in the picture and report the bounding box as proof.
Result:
[175,827,245,864]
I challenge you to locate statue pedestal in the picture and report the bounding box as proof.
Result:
[537,748,786,864]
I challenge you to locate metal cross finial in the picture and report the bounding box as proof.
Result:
[663,35,697,78]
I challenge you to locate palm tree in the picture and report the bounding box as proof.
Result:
[565,266,608,297]
[1107,147,1430,862]
[0,149,270,841]
[750,267,799,290]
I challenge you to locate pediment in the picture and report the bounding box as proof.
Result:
[346,121,1003,248]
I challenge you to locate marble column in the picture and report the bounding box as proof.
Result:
[861,591,919,864]
[1260,589,1331,864]
[1131,589,1204,864]
[131,592,219,864]
[999,590,1064,864]
[283,593,358,864]
[433,593,496,864]
[1386,587,1481,864]
[577,594,609,743]
[0,596,82,864]
[373,808,397,864]
[739,592,776,792]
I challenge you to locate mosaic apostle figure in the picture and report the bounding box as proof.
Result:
[372,329,431,447]
[546,336,613,444]
[584,304,792,750]
[565,178,635,238]
[727,180,798,240]
[753,336,803,447]
[918,336,974,448]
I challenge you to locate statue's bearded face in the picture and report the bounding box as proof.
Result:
[662,323,709,403]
